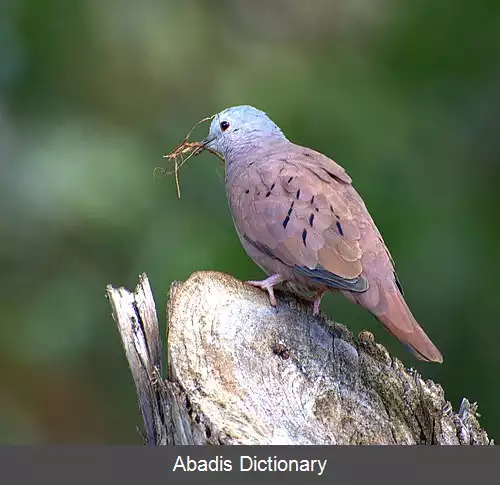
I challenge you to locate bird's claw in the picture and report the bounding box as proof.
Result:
[246,274,285,308]
[246,280,277,306]
[312,289,325,316]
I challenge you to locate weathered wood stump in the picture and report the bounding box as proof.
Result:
[106,271,490,445]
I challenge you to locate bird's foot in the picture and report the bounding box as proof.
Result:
[246,274,286,308]
[312,289,325,316]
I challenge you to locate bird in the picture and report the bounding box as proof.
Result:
[198,105,443,363]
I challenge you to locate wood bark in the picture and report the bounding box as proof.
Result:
[106,271,491,445]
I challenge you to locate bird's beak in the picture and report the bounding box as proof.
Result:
[194,135,215,156]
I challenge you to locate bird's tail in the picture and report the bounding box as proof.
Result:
[367,286,443,363]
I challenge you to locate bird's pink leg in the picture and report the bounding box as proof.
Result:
[312,289,326,316]
[246,274,286,307]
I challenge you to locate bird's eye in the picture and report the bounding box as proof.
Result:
[220,120,230,131]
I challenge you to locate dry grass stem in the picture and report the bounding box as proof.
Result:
[161,115,224,198]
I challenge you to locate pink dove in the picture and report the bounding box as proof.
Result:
[198,105,442,363]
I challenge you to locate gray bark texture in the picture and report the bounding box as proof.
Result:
[106,271,491,445]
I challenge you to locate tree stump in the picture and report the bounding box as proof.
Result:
[106,271,491,445]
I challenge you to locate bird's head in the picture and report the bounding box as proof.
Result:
[200,105,286,158]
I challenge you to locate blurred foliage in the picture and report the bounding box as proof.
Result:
[1,0,499,443]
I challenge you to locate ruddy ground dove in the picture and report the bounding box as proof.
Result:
[198,105,442,363]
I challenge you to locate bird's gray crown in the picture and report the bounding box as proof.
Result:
[203,105,286,159]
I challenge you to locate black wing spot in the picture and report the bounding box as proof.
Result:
[296,189,301,199]
[245,189,249,194]
[288,176,293,183]
[287,201,294,216]
[303,152,311,157]
[265,191,271,197]
[315,207,319,212]
[394,272,404,295]
[270,183,275,190]
[310,195,315,204]
[283,215,290,228]
[302,229,307,246]
[309,213,314,227]
[336,221,344,236]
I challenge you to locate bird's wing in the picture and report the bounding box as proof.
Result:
[233,146,368,292]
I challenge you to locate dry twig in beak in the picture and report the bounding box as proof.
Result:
[160,116,224,198]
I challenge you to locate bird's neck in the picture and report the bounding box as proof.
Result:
[224,134,286,179]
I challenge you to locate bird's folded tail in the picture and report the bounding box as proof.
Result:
[372,288,443,363]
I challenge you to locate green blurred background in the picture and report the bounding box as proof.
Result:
[1,0,499,443]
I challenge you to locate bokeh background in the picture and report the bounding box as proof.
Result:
[1,0,499,443]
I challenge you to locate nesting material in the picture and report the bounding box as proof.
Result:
[160,116,224,198]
